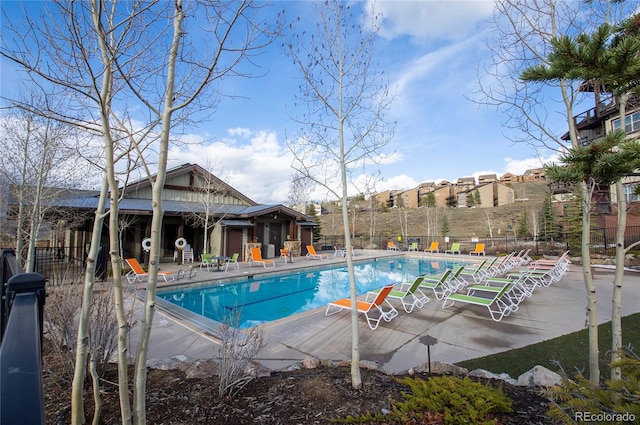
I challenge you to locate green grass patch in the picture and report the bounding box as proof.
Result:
[457,313,640,379]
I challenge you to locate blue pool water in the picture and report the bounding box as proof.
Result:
[157,257,468,328]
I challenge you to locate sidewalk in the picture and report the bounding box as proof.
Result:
[131,252,640,374]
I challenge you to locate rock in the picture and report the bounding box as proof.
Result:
[180,358,218,379]
[468,368,517,385]
[302,357,320,369]
[428,361,468,375]
[517,365,562,387]
[282,362,303,371]
[359,360,383,371]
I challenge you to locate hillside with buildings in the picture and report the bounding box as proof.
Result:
[373,168,547,210]
[318,180,551,247]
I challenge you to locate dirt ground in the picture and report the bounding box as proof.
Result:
[43,340,556,425]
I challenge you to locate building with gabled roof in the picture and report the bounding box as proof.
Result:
[15,163,316,262]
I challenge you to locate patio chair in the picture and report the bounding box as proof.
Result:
[445,242,461,255]
[408,242,419,252]
[424,241,439,253]
[224,253,240,271]
[325,284,399,330]
[280,248,291,263]
[124,258,174,284]
[306,245,329,260]
[248,247,275,268]
[387,241,400,252]
[442,281,516,322]
[419,269,455,300]
[368,276,429,313]
[470,243,485,256]
[334,246,346,258]
[458,259,491,285]
[200,253,214,271]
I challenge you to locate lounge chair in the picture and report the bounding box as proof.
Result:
[224,253,239,271]
[368,276,429,313]
[419,269,455,300]
[333,246,346,258]
[280,248,291,263]
[424,241,439,253]
[466,272,535,310]
[124,258,174,284]
[325,284,399,330]
[248,247,275,268]
[444,242,461,255]
[458,259,491,285]
[306,245,329,260]
[470,243,485,256]
[387,241,400,251]
[408,242,419,252]
[200,253,214,271]
[442,281,516,322]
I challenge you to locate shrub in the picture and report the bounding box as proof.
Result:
[545,348,640,424]
[340,375,513,424]
[216,311,265,398]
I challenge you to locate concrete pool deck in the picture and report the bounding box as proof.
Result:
[131,250,640,374]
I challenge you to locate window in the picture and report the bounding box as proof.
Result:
[623,183,640,203]
[612,112,640,133]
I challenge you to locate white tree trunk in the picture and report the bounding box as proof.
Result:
[133,2,183,422]
[71,176,108,425]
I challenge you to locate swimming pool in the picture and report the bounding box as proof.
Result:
[157,257,468,328]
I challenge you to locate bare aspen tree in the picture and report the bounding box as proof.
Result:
[285,2,394,388]
[286,171,313,211]
[183,163,232,254]
[0,96,83,271]
[474,0,634,385]
[3,1,279,423]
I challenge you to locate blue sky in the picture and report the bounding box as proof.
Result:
[1,1,572,204]
[162,0,566,204]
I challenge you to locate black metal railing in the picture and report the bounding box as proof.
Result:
[33,244,108,284]
[317,226,640,257]
[0,249,46,425]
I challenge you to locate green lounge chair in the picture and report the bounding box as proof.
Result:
[419,269,454,300]
[442,281,516,322]
[368,276,429,313]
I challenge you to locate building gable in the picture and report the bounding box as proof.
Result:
[122,163,256,206]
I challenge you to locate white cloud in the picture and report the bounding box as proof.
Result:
[503,154,560,175]
[369,0,495,41]
[168,129,294,204]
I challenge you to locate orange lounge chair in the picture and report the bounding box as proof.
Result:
[424,241,439,253]
[248,247,275,268]
[124,258,174,284]
[306,245,329,260]
[470,243,485,256]
[387,241,400,251]
[325,284,399,330]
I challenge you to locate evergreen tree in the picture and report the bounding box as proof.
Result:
[517,210,529,238]
[465,192,475,207]
[440,215,450,237]
[306,204,322,242]
[539,195,559,241]
[474,190,481,206]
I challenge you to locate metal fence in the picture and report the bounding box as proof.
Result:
[33,244,108,285]
[317,225,640,257]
